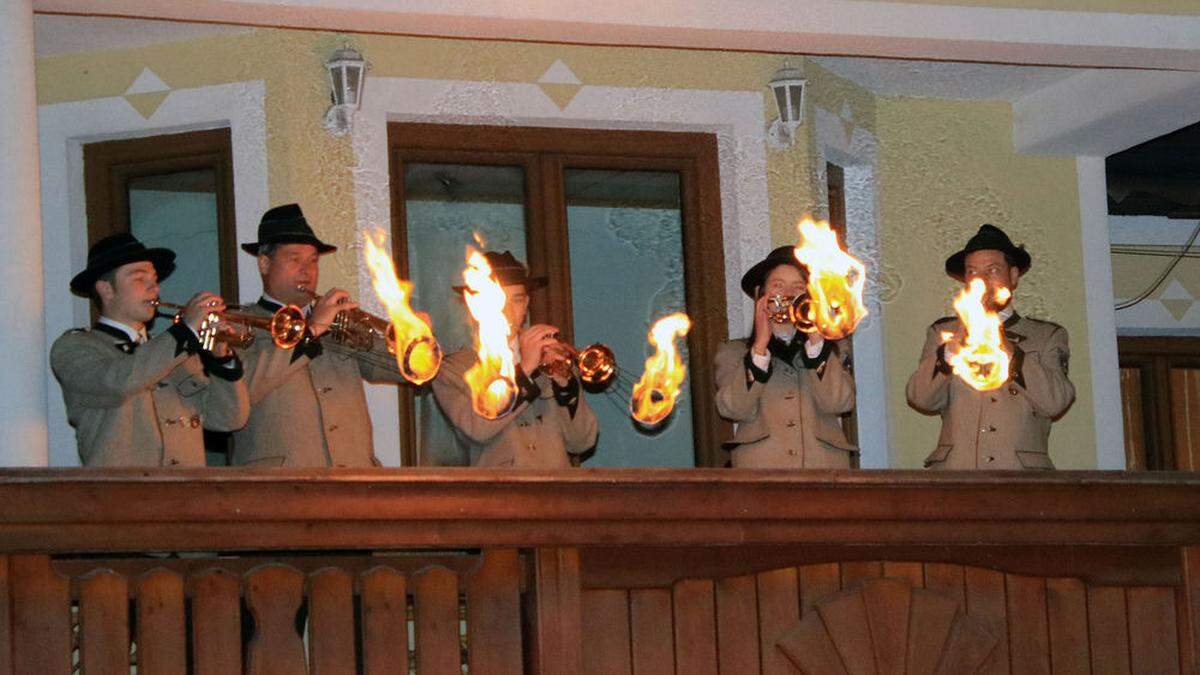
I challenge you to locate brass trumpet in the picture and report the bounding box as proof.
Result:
[541,333,618,390]
[766,294,817,333]
[151,299,308,350]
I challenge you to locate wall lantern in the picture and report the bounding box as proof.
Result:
[323,46,369,137]
[766,64,807,150]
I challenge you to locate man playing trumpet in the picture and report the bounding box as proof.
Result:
[432,251,598,468]
[232,204,413,467]
[714,246,858,468]
[51,233,249,466]
[907,224,1075,470]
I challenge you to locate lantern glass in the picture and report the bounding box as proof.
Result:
[345,65,361,106]
[773,86,790,125]
[330,66,347,106]
[786,82,804,122]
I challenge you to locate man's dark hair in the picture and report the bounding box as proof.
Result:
[257,243,278,258]
[89,268,119,309]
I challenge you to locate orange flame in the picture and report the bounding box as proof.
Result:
[792,218,869,340]
[941,279,1011,391]
[363,230,442,385]
[460,246,518,419]
[630,313,691,427]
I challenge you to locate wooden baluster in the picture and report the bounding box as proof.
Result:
[628,589,672,675]
[964,566,1009,675]
[1088,587,1132,675]
[245,565,307,675]
[1046,578,1090,675]
[672,579,717,675]
[528,547,582,675]
[466,549,522,674]
[715,575,759,675]
[191,570,242,675]
[414,566,460,675]
[1127,587,1180,675]
[79,571,129,675]
[10,554,71,675]
[1005,574,1051,675]
[136,569,186,675]
[756,567,799,675]
[360,567,408,675]
[308,568,355,675]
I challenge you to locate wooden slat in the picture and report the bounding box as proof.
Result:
[1181,548,1200,675]
[715,575,760,675]
[629,589,673,675]
[466,549,523,674]
[840,561,883,590]
[1127,586,1180,675]
[934,616,999,675]
[1005,574,1051,675]
[414,566,460,675]
[964,567,1009,675]
[360,567,408,675]
[11,554,71,675]
[79,571,129,675]
[530,548,582,675]
[923,563,965,614]
[817,590,877,675]
[245,565,307,675]
[191,570,242,675]
[581,590,631,675]
[757,567,800,675]
[0,557,11,675]
[777,613,849,675]
[672,579,717,675]
[308,568,355,675]
[1088,586,1131,675]
[906,589,958,675]
[862,579,911,675]
[800,563,841,615]
[137,569,187,675]
[881,561,924,589]
[1046,578,1090,675]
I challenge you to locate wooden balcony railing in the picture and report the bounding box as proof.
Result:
[0,469,1197,674]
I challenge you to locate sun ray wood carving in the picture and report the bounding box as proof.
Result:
[776,577,999,675]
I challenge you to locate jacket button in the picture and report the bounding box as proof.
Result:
[980,426,988,433]
[788,449,798,456]
[1009,386,1019,395]
[168,458,180,466]
[189,416,201,428]
[784,393,796,400]
[320,386,333,393]
[157,381,169,389]
[786,420,796,428]
[990,397,998,403]
[986,456,995,463]
[328,424,338,432]
[988,425,996,432]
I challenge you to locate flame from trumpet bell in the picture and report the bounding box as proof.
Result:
[630,313,691,427]
[461,246,519,419]
[792,218,869,340]
[943,279,1011,391]
[362,230,443,385]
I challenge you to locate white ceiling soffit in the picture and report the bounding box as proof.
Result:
[809,56,1081,102]
[34,15,253,57]
[32,0,1200,71]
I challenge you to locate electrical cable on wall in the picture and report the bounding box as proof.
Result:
[1115,220,1200,311]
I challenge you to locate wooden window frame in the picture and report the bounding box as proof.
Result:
[1118,336,1200,470]
[82,128,239,301]
[387,122,730,467]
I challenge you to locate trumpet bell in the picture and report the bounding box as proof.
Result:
[472,374,519,420]
[789,294,819,334]
[577,343,617,388]
[399,334,443,385]
[269,305,309,349]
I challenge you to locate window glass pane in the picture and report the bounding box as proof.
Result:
[128,169,220,303]
[564,168,693,467]
[404,163,527,465]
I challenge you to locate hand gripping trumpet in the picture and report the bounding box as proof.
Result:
[152,299,308,350]
[540,332,618,391]
[297,285,443,383]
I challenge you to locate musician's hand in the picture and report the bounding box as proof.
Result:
[542,342,575,386]
[519,324,559,377]
[805,331,825,348]
[182,292,225,333]
[751,294,771,355]
[310,288,356,337]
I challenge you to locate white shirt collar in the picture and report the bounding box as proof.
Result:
[98,316,147,343]
[998,304,1015,323]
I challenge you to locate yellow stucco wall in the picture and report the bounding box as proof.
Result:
[35,27,1097,467]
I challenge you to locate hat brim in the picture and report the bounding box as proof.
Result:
[70,248,176,296]
[945,246,1032,281]
[740,255,805,298]
[242,235,337,256]
[451,275,549,295]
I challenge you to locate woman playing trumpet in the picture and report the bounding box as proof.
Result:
[431,250,598,468]
[714,246,858,469]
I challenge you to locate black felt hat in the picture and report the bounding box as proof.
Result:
[740,245,807,298]
[451,251,548,294]
[241,203,337,255]
[944,224,1032,281]
[69,233,176,296]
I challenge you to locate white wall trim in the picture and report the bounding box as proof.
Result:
[38,80,269,466]
[351,76,770,465]
[1076,156,1125,470]
[812,104,891,468]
